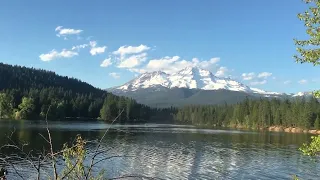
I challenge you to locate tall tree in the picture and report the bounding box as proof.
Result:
[0,93,13,118]
[17,97,35,119]
[294,0,320,157]
[294,0,320,97]
[314,115,320,129]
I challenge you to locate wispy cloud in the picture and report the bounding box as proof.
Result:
[55,26,83,37]
[250,80,267,85]
[117,53,148,68]
[113,45,150,57]
[133,56,221,74]
[112,45,151,69]
[71,44,88,51]
[89,41,107,56]
[298,79,308,84]
[242,71,273,85]
[39,49,78,61]
[100,58,112,67]
[109,72,120,79]
[242,72,255,81]
[257,72,272,78]
[284,80,291,85]
[215,66,229,77]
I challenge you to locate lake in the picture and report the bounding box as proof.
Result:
[0,120,319,180]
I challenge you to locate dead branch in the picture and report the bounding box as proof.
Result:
[85,109,124,180]
[108,175,165,180]
[60,158,81,180]
[44,105,58,180]
[0,157,25,180]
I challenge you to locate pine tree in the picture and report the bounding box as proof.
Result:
[301,102,313,129]
[0,93,13,119]
[17,97,35,119]
[314,116,320,130]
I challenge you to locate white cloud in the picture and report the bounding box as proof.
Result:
[135,56,220,74]
[39,49,78,61]
[90,47,107,55]
[143,56,183,73]
[242,72,255,81]
[283,80,291,85]
[250,80,267,85]
[197,58,220,70]
[100,58,112,67]
[117,53,148,68]
[113,44,150,57]
[55,26,83,37]
[109,72,120,79]
[89,41,107,55]
[128,68,147,74]
[112,45,220,74]
[298,79,308,84]
[71,44,88,51]
[257,72,272,78]
[215,66,229,77]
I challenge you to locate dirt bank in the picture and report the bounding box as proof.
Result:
[268,126,320,134]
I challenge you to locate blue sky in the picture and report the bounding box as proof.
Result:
[0,0,319,93]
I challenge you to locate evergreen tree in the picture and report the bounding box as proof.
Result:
[17,97,35,119]
[0,93,13,118]
[314,116,320,130]
[0,62,160,122]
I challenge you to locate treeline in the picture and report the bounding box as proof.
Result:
[0,88,153,122]
[174,97,320,130]
[0,62,163,122]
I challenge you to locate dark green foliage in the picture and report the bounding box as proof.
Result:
[174,97,320,130]
[110,87,262,108]
[0,93,13,118]
[0,62,163,122]
[315,116,320,129]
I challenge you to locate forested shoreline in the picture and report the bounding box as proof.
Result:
[1,62,320,132]
[174,97,320,131]
[0,62,173,122]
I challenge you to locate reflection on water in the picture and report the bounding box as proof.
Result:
[0,120,319,180]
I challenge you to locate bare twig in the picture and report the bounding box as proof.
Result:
[108,175,165,180]
[36,155,41,180]
[44,105,58,180]
[85,109,124,180]
[60,158,81,180]
[38,133,50,144]
[0,144,38,172]
[0,157,25,180]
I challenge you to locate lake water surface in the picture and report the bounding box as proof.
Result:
[0,120,319,180]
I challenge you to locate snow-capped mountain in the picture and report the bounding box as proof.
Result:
[292,91,313,97]
[110,66,282,97]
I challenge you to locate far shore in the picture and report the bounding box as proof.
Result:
[230,125,320,135]
[266,126,320,135]
[193,123,320,135]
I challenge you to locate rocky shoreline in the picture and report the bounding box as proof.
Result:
[268,126,320,134]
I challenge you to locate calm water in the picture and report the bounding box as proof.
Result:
[0,120,319,180]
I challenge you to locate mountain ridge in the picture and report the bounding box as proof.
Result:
[109,66,284,97]
[107,66,313,107]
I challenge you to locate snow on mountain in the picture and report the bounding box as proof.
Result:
[111,66,283,97]
[292,91,313,97]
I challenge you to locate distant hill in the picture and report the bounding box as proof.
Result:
[0,63,160,122]
[0,63,101,94]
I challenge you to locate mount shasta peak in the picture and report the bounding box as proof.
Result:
[108,66,311,107]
